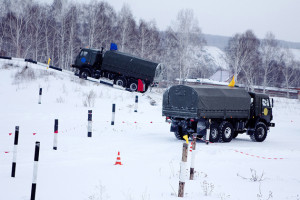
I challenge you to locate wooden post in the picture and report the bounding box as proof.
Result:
[30,141,40,200]
[11,126,19,177]
[88,110,92,137]
[190,133,197,180]
[111,104,116,125]
[205,119,211,145]
[178,143,188,197]
[53,119,58,150]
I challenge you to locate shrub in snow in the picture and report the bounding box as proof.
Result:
[83,90,97,107]
[202,180,214,196]
[13,66,36,83]
[237,168,266,182]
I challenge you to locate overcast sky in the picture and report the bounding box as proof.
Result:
[40,0,300,42]
[101,0,300,43]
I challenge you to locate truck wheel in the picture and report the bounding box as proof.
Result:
[219,121,234,143]
[174,126,184,140]
[209,123,220,143]
[250,122,267,142]
[129,80,138,91]
[79,69,90,79]
[115,77,127,87]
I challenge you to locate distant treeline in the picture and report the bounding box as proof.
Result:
[0,0,299,90]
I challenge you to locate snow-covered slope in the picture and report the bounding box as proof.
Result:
[1,60,300,200]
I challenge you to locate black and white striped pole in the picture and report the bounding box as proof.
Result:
[30,141,40,200]
[11,126,19,177]
[134,95,138,112]
[88,110,92,137]
[38,88,42,104]
[111,104,116,125]
[53,119,58,150]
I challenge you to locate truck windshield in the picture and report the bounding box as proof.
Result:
[80,50,88,57]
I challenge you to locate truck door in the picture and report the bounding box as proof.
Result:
[261,98,272,123]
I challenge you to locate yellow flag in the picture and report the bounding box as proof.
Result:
[47,58,51,65]
[228,76,235,87]
[183,135,189,144]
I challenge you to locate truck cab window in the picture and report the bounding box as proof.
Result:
[262,98,270,107]
[80,51,88,57]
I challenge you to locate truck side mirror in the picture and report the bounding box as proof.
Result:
[272,98,274,107]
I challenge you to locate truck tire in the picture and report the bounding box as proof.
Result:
[209,123,220,143]
[115,77,127,87]
[250,122,267,142]
[129,80,138,91]
[219,121,234,143]
[79,69,90,79]
[174,126,184,140]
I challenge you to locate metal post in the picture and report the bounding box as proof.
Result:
[53,119,58,150]
[38,88,42,104]
[111,104,116,125]
[88,110,92,137]
[205,119,211,145]
[134,95,138,112]
[30,142,40,200]
[178,143,188,197]
[190,133,197,180]
[11,126,19,177]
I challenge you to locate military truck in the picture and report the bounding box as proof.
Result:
[162,85,275,142]
[71,45,162,92]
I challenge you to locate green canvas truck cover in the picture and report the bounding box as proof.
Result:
[163,85,251,119]
[102,50,159,82]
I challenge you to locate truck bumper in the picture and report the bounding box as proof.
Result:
[269,123,275,127]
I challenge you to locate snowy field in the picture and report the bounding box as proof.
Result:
[0,60,300,200]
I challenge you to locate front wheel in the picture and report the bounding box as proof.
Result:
[129,80,138,91]
[250,122,267,142]
[219,121,234,143]
[79,69,90,79]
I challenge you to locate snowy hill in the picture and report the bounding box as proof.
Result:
[1,60,300,200]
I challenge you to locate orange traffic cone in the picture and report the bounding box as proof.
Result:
[114,151,123,165]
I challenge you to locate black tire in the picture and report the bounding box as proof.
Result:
[209,123,220,143]
[79,69,90,79]
[174,126,185,140]
[250,122,267,142]
[115,77,127,87]
[219,121,234,143]
[129,80,138,91]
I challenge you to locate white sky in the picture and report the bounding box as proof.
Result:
[104,0,300,43]
[40,0,300,42]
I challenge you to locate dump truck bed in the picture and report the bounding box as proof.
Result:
[163,85,251,119]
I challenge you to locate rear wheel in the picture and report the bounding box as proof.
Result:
[232,132,239,139]
[219,121,234,143]
[174,126,185,140]
[209,123,220,143]
[250,122,267,142]
[115,77,127,87]
[129,80,138,91]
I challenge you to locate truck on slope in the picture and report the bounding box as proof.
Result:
[162,85,275,142]
[71,45,162,92]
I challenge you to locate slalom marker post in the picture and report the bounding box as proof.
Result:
[190,133,197,180]
[38,88,42,104]
[134,95,138,112]
[53,119,58,150]
[111,104,116,125]
[30,141,40,200]
[88,110,92,137]
[11,126,19,177]
[178,142,188,197]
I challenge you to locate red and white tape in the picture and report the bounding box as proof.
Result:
[233,150,284,160]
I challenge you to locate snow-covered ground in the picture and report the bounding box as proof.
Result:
[0,60,300,200]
